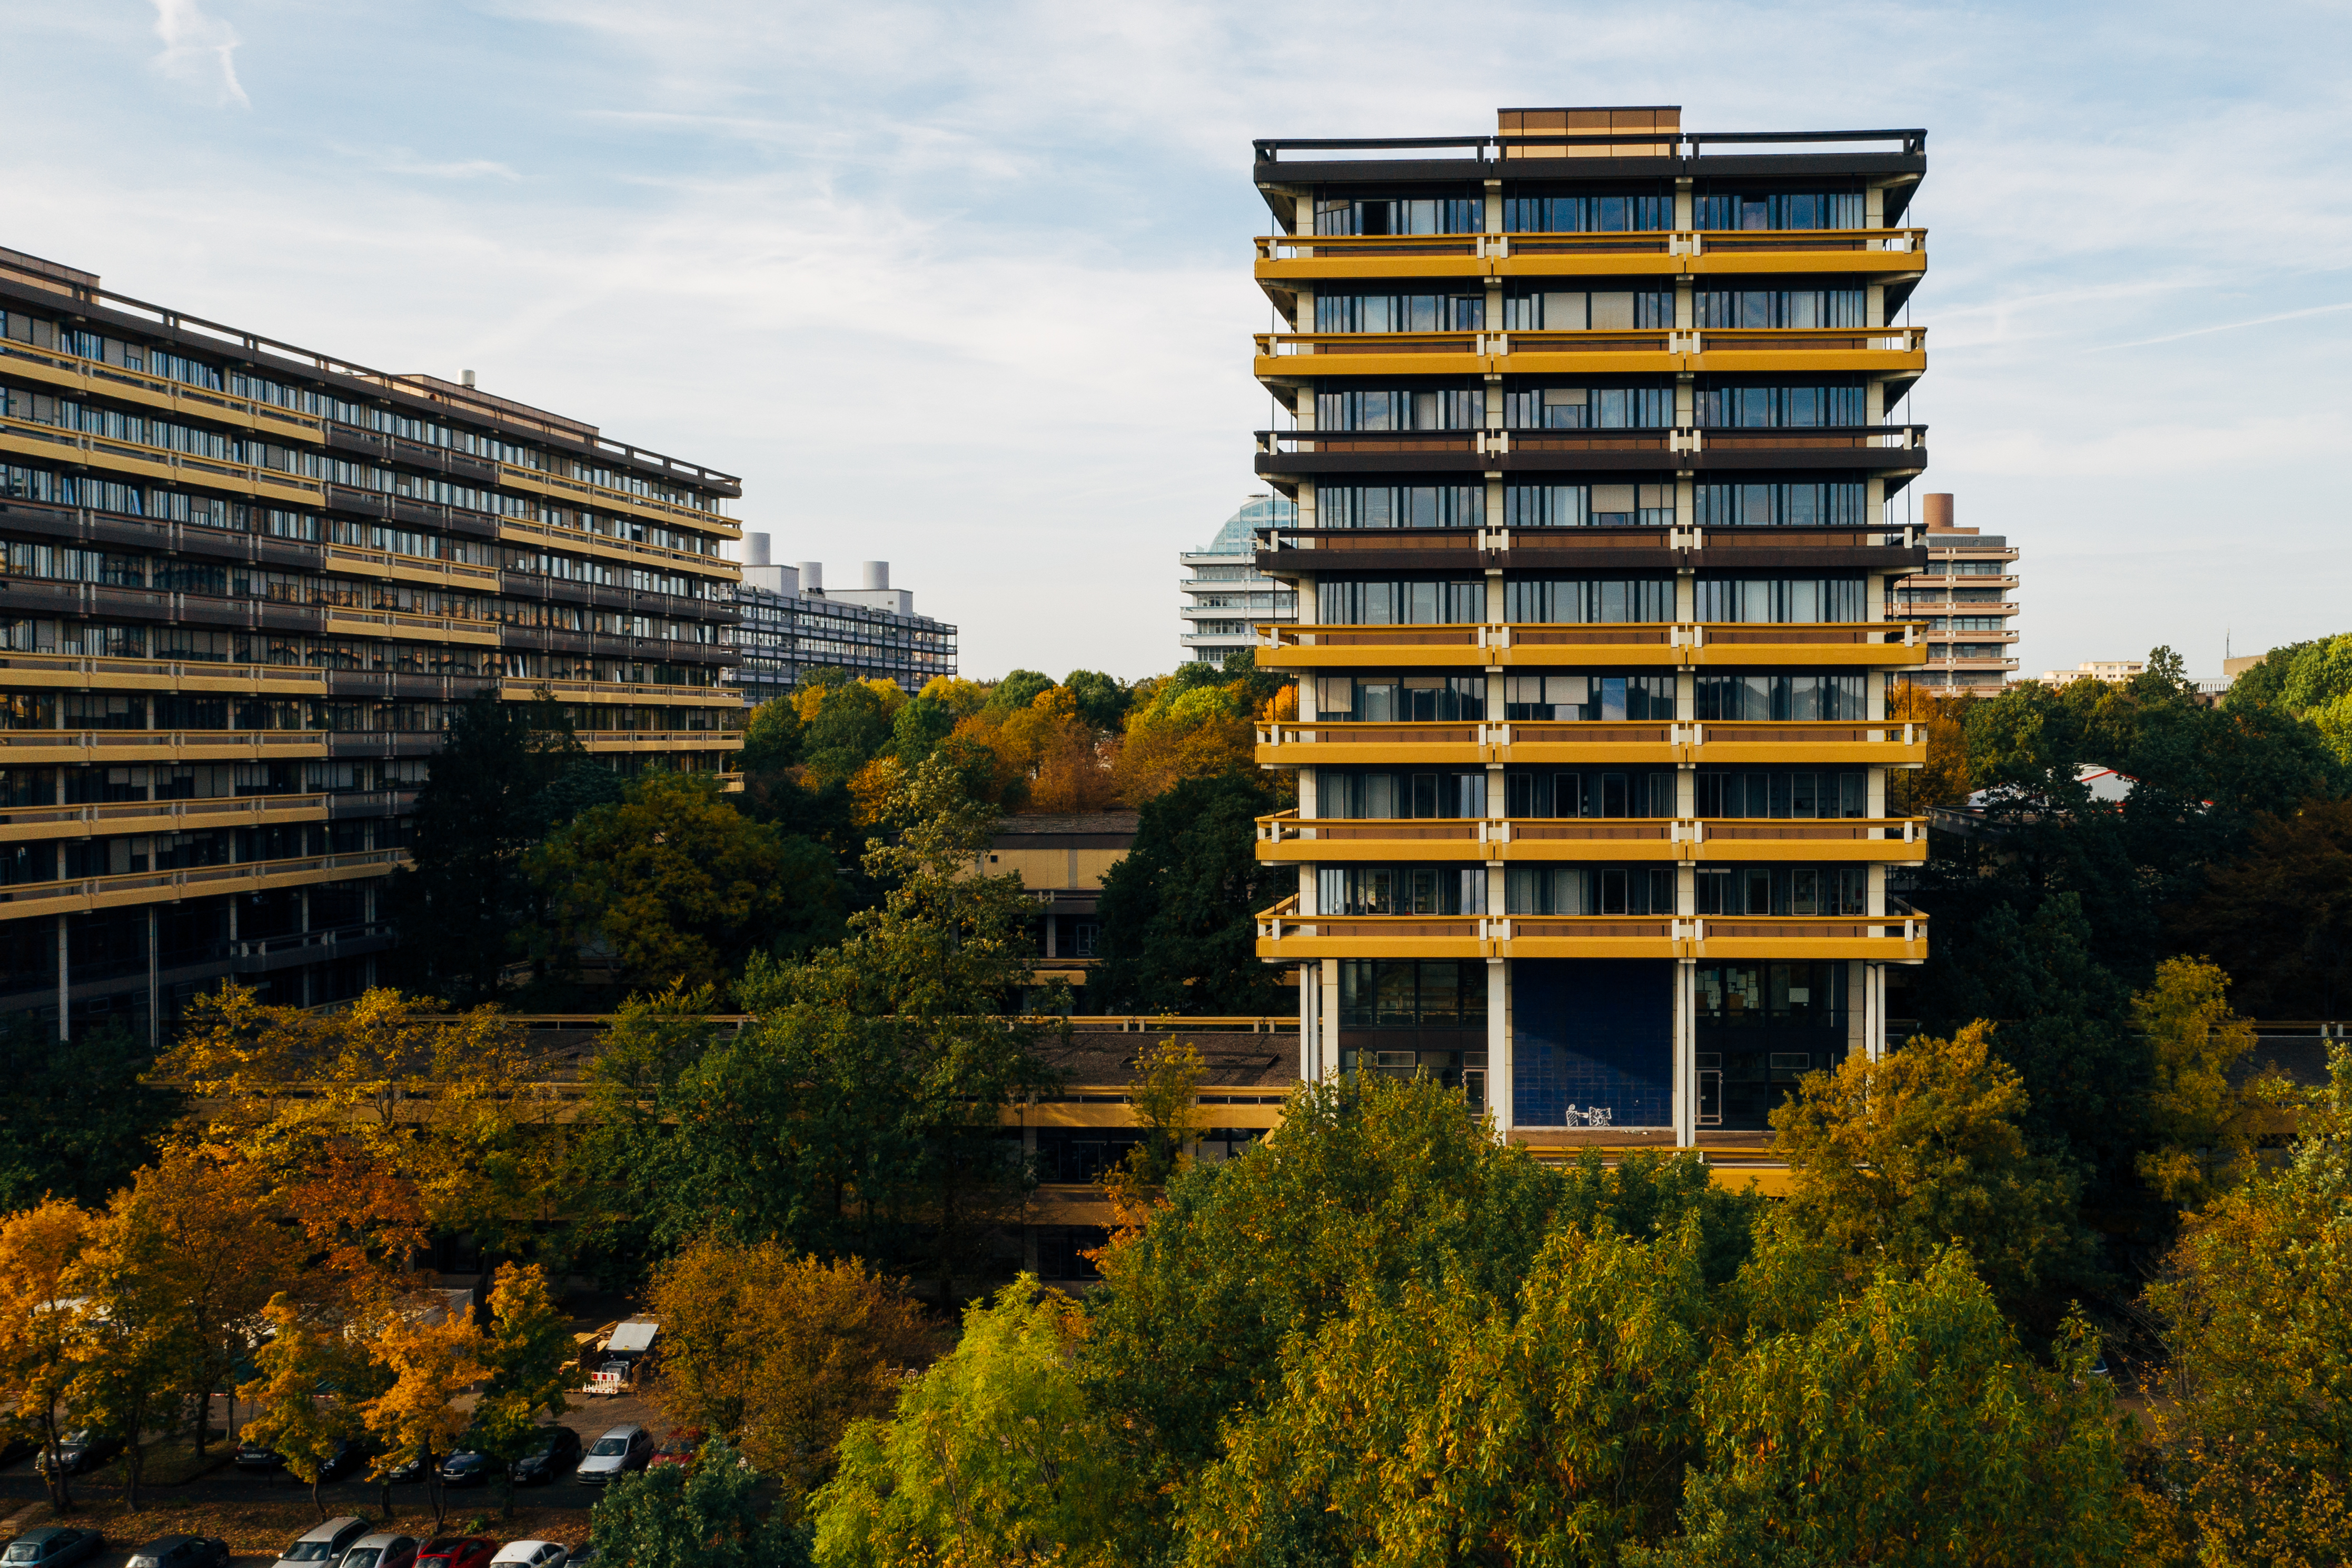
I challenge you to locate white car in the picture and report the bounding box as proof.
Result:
[335,1537,418,1568]
[575,1425,652,1486]
[488,1545,569,1568]
[274,1519,371,1568]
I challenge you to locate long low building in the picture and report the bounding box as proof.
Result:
[0,245,745,1036]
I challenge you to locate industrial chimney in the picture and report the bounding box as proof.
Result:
[1924,493,1955,531]
[860,561,890,590]
[796,561,824,593]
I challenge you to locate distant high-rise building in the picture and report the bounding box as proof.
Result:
[1892,493,2018,691]
[1179,495,1298,665]
[730,536,956,700]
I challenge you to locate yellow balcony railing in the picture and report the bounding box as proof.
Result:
[0,789,345,842]
[1254,810,1926,864]
[1252,327,1926,377]
[1253,897,1929,962]
[0,848,408,918]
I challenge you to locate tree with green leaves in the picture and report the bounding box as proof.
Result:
[2131,956,2268,1206]
[888,696,957,769]
[1646,1238,2132,1567]
[801,680,901,785]
[2171,797,2352,1017]
[1770,1021,2101,1328]
[811,1278,1136,1568]
[2142,1045,2352,1566]
[1094,771,1292,1015]
[470,1263,574,1520]
[386,689,585,1003]
[1061,669,1130,731]
[0,1014,177,1211]
[739,697,805,776]
[528,770,846,992]
[592,1436,808,1568]
[238,1294,370,1521]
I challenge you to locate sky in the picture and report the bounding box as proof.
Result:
[3,0,2348,682]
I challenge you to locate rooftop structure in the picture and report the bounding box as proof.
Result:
[1244,107,1933,1145]
[0,245,744,1036]
[1179,495,1298,665]
[1893,493,2017,691]
[2040,660,2146,686]
[730,534,957,700]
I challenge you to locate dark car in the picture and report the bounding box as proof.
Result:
[35,1431,122,1477]
[435,1450,497,1487]
[509,1425,582,1486]
[320,1437,372,1481]
[413,1539,497,1568]
[384,1450,434,1484]
[125,1537,230,1568]
[234,1437,285,1473]
[2,1529,105,1567]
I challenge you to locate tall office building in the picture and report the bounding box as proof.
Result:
[731,535,957,701]
[0,246,743,1035]
[1891,493,2017,691]
[1179,495,1298,665]
[1249,107,1933,1143]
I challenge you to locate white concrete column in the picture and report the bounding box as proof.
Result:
[1673,959,1697,1146]
[1487,958,1511,1138]
[1298,962,1318,1081]
[1321,957,1342,1079]
[54,914,68,1041]
[1863,962,1888,1061]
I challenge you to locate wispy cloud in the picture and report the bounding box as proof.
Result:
[150,0,248,108]
[355,147,524,181]
[2088,301,2352,353]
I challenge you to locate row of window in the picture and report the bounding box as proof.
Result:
[1313,672,1871,722]
[1321,768,1868,821]
[1308,287,1869,336]
[1311,481,1873,530]
[3,312,725,513]
[1316,861,1871,917]
[1317,574,1869,627]
[1314,381,1869,432]
[1309,190,1868,237]
[0,759,429,808]
[0,691,730,732]
[1332,958,1852,1032]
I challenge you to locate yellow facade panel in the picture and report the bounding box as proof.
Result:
[0,849,405,919]
[1256,257,1487,283]
[1254,352,1488,381]
[0,795,335,843]
[1493,351,1683,376]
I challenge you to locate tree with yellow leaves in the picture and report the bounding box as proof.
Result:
[471,1263,575,1519]
[0,1199,93,1511]
[362,1298,482,1529]
[67,1188,191,1509]
[2131,955,2271,1205]
[240,1293,374,1521]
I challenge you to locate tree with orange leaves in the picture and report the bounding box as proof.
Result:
[362,1297,482,1528]
[1886,680,1974,816]
[0,1199,93,1511]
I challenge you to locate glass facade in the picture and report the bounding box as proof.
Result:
[730,582,957,700]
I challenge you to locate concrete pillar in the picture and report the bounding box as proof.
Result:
[1320,957,1341,1080]
[1297,963,1318,1081]
[147,906,159,1053]
[1673,960,1698,1145]
[55,914,68,1041]
[1486,958,1511,1138]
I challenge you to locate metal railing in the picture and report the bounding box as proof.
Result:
[1257,226,1928,263]
[1253,128,1927,161]
[1254,327,1926,358]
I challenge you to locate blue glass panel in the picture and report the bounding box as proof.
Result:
[1512,959,1674,1128]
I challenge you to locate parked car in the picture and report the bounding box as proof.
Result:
[337,1537,420,1568]
[646,1428,703,1473]
[489,1544,568,1568]
[564,1552,599,1568]
[234,1438,285,1473]
[0,1434,37,1467]
[35,1431,122,1476]
[574,1425,652,1485]
[413,1540,497,1568]
[509,1425,581,1486]
[436,1449,496,1487]
[384,1451,434,1484]
[1,1529,104,1566]
[125,1537,230,1568]
[273,1516,372,1568]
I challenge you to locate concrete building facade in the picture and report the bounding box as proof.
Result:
[0,246,743,1036]
[731,534,957,701]
[1245,107,1933,1145]
[1180,495,1298,665]
[1893,492,2017,691]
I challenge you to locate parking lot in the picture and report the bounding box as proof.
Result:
[0,1385,669,1567]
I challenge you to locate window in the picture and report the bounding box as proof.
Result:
[1692,481,1869,528]
[1693,291,1865,330]
[1692,383,1867,426]
[1504,482,1674,528]
[1504,770,1675,818]
[1502,194,1672,232]
[1930,616,2007,632]
[1317,484,1484,529]
[1319,579,1485,624]
[1691,191,1865,230]
[1696,961,1848,1025]
[1319,769,1487,818]
[1313,293,1485,332]
[1503,577,1673,622]
[1314,675,1485,722]
[1501,289,1673,331]
[1070,921,1098,958]
[1693,577,1865,623]
[1694,673,1867,721]
[1506,866,1676,915]
[1504,674,1675,721]
[1694,865,1868,916]
[1337,959,1491,1027]
[1314,196,1482,236]
[1502,385,1675,429]
[1695,769,1866,819]
[1314,385,1484,429]
[1318,865,1486,916]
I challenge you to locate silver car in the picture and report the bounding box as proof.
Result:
[488,1544,569,1568]
[335,1537,419,1568]
[274,1518,371,1568]
[574,1425,651,1485]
